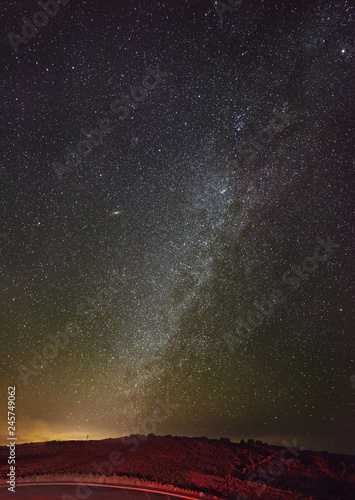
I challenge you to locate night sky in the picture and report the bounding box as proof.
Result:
[1,0,354,455]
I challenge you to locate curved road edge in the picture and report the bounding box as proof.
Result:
[0,481,220,500]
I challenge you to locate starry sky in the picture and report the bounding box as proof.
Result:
[0,0,354,455]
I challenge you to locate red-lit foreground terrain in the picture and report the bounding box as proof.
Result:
[0,435,354,499]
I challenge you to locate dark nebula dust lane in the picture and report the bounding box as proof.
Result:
[0,0,354,454]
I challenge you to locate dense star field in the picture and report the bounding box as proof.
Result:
[0,0,354,455]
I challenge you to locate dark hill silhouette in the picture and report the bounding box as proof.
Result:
[1,435,354,499]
